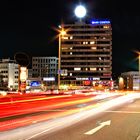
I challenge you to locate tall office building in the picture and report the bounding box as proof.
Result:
[60,20,112,87]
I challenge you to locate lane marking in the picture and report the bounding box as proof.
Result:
[85,120,111,135]
[25,128,53,140]
[136,134,140,140]
[24,120,64,140]
[105,110,140,114]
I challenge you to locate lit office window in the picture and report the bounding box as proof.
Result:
[70,36,73,39]
[91,47,96,50]
[74,68,81,71]
[90,68,96,71]
[103,25,109,29]
[62,47,68,50]
[63,37,68,39]
[90,41,95,44]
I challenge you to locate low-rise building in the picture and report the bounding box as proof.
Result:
[32,57,58,87]
[0,58,19,89]
[121,71,140,90]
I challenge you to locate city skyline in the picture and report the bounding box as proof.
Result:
[0,0,140,76]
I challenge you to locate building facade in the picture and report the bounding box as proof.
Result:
[0,59,19,89]
[59,20,112,87]
[121,71,140,90]
[28,69,33,78]
[32,57,58,86]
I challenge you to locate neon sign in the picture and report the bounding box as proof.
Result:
[30,81,41,87]
[91,20,110,24]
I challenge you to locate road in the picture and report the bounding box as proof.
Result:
[30,95,140,140]
[0,92,140,140]
[0,91,120,131]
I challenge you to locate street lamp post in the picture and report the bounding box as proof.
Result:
[58,34,61,90]
[139,53,140,90]
[58,30,66,90]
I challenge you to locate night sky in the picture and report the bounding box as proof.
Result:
[0,0,140,77]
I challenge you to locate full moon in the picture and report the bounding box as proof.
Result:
[74,5,86,18]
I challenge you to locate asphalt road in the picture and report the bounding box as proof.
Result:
[31,98,140,140]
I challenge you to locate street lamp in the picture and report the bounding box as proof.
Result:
[58,29,66,90]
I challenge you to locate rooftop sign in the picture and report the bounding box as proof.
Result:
[91,20,110,24]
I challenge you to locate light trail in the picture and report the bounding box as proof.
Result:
[0,93,140,140]
[0,93,119,118]
[0,94,72,105]
[0,94,120,131]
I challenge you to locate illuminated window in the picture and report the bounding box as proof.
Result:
[70,73,72,76]
[70,52,72,55]
[103,25,109,29]
[86,68,88,71]
[74,68,81,71]
[90,68,96,71]
[83,41,88,44]
[70,47,73,50]
[62,48,68,50]
[90,41,95,44]
[63,37,68,39]
[70,36,73,39]
[91,47,96,50]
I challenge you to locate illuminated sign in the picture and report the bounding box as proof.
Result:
[30,81,41,87]
[76,78,88,81]
[93,78,100,80]
[91,20,110,24]
[20,82,26,90]
[76,77,100,81]
[20,67,27,82]
[43,77,55,81]
[83,80,91,86]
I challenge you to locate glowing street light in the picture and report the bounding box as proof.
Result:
[61,30,66,36]
[58,29,66,90]
[74,5,86,19]
[119,77,124,90]
[138,53,140,90]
